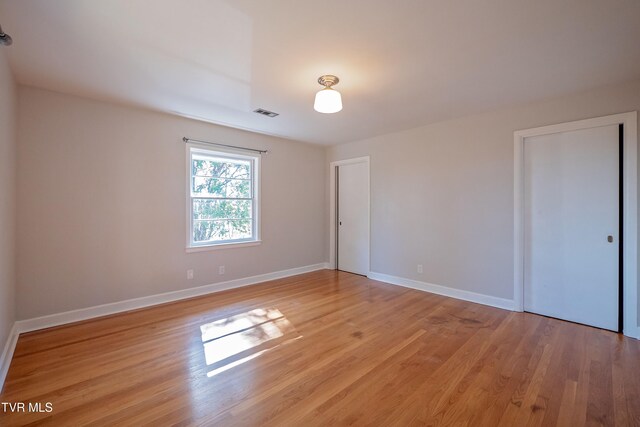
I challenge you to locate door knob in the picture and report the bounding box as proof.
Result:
[607,235,613,243]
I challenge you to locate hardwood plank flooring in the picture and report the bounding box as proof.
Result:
[1,270,639,426]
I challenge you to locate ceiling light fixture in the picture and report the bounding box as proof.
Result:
[0,24,12,46]
[314,75,342,113]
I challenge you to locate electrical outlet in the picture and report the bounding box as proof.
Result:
[219,265,225,275]
[417,264,423,274]
[187,269,194,280]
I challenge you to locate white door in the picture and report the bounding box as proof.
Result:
[337,162,368,275]
[523,124,619,331]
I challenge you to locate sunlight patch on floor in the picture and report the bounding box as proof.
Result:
[201,307,301,376]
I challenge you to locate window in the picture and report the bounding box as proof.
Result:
[187,144,259,249]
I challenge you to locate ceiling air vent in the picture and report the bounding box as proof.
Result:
[253,108,279,118]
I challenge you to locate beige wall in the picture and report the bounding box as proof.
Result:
[12,78,640,329]
[328,79,640,325]
[0,50,17,346]
[16,87,326,319]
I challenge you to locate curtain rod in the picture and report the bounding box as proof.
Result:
[182,137,268,154]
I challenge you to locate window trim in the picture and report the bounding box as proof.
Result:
[185,142,261,251]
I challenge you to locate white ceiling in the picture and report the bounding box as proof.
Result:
[1,0,639,145]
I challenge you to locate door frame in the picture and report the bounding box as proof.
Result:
[329,156,370,273]
[513,111,638,338]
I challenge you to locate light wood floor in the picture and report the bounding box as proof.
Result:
[1,270,639,426]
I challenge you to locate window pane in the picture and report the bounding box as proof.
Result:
[193,199,252,220]
[192,177,251,198]
[192,158,250,179]
[189,147,258,246]
[193,219,252,242]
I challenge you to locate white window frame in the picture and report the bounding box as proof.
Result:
[186,142,261,252]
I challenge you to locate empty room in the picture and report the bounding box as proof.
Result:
[0,0,639,425]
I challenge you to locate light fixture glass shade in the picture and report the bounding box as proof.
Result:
[314,88,342,113]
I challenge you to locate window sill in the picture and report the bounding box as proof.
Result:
[186,240,262,253]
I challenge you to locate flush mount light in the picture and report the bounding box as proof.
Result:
[0,24,12,46]
[314,75,342,113]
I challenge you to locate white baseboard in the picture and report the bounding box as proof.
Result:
[367,271,517,311]
[0,323,19,392]
[16,263,328,334]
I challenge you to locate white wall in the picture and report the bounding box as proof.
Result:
[328,79,640,326]
[16,87,326,320]
[0,50,17,347]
